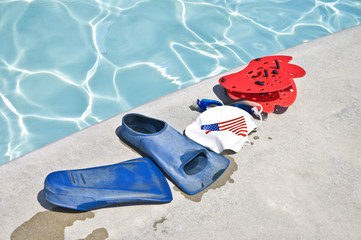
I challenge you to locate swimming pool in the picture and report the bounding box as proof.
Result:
[1,0,361,164]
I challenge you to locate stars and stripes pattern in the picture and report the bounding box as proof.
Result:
[200,116,248,137]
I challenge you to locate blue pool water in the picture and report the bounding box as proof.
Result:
[1,0,361,164]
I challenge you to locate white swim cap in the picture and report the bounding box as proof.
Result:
[185,105,258,153]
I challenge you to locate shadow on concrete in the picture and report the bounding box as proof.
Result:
[213,84,232,104]
[273,105,289,114]
[38,190,84,213]
[38,188,170,213]
[212,84,287,116]
[188,102,202,113]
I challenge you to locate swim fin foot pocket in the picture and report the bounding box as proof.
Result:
[119,113,230,195]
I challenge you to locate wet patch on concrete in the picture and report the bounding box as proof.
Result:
[80,228,109,240]
[174,156,238,202]
[153,217,167,231]
[11,210,95,240]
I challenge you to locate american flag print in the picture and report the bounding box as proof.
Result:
[200,116,248,137]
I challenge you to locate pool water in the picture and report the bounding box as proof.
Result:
[1,0,361,164]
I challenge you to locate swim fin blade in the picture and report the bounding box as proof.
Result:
[44,158,172,211]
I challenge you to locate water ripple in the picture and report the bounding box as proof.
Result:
[0,0,361,164]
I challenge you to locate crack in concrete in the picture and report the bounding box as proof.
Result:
[153,217,167,231]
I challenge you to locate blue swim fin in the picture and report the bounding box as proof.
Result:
[119,113,230,195]
[44,158,172,211]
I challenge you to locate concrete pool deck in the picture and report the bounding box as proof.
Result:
[1,25,361,239]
